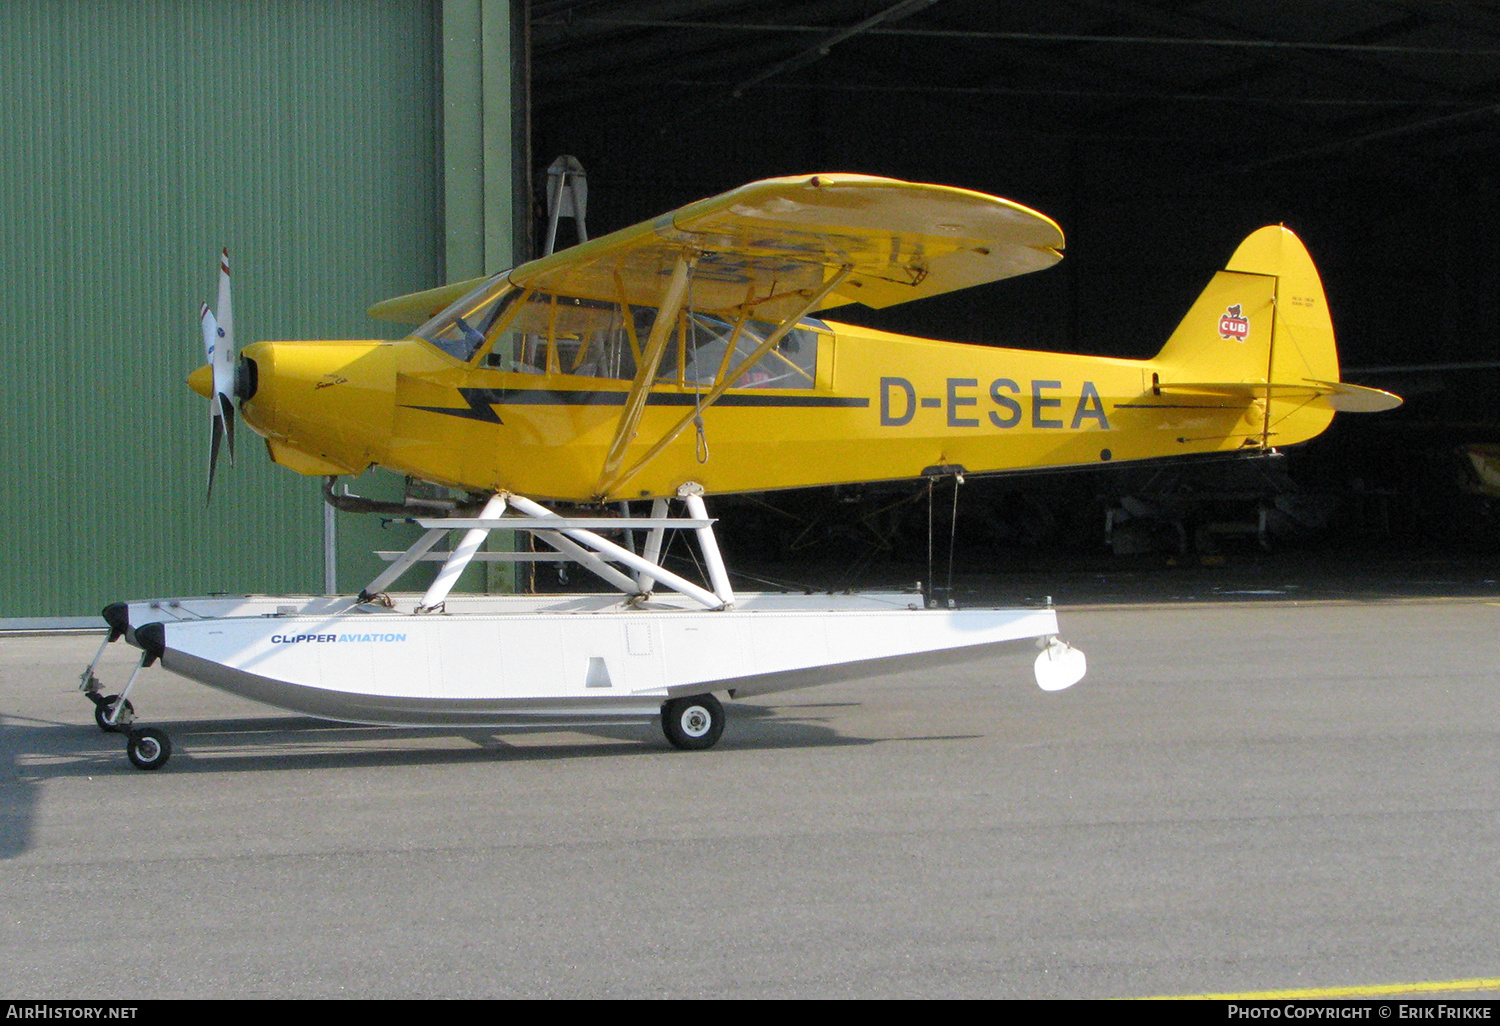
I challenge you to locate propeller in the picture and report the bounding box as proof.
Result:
[201,248,237,502]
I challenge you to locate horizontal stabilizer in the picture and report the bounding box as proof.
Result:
[1157,380,1402,413]
[1304,379,1404,412]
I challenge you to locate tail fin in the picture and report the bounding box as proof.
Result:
[1151,226,1398,448]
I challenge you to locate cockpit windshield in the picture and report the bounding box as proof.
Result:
[412,277,516,362]
[413,283,823,389]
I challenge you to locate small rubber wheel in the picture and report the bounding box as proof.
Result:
[94,696,133,734]
[661,694,724,751]
[126,727,171,771]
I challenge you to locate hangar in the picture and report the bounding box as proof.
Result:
[5,0,1498,618]
[527,0,1500,576]
[2,1,522,617]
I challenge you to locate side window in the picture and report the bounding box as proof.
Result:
[745,321,818,389]
[480,294,650,379]
[683,314,819,389]
[417,287,821,388]
[488,294,554,374]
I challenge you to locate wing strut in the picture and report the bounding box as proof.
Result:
[597,253,697,494]
[597,263,855,499]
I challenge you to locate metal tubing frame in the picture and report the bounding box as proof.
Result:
[597,253,696,492]
[681,489,734,606]
[419,494,510,611]
[361,527,449,600]
[79,634,113,692]
[104,658,149,728]
[354,489,733,611]
[599,264,853,496]
[523,527,642,592]
[376,550,578,563]
[636,498,670,593]
[410,516,711,530]
[505,493,727,609]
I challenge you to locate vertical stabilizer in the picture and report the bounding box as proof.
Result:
[1153,268,1278,384]
[1151,226,1341,448]
[1225,225,1340,387]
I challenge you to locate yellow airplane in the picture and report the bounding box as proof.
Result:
[190,173,1400,507]
[84,173,1403,771]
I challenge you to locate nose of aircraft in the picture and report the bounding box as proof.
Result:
[236,341,288,438]
[188,357,258,402]
[227,339,395,475]
[188,363,212,398]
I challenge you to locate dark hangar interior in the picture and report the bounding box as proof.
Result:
[524,1,1500,575]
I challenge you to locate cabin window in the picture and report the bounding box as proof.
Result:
[421,285,820,388]
[682,313,818,389]
[480,294,647,377]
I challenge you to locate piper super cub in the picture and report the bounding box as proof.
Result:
[80,174,1400,770]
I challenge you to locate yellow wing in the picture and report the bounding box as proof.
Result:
[365,275,493,325]
[369,174,1064,324]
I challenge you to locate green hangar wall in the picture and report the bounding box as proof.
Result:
[0,1,523,618]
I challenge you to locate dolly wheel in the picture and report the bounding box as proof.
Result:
[661,694,724,751]
[94,696,133,734]
[126,728,172,771]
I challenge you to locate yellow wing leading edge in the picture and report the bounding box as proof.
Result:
[369,174,1065,325]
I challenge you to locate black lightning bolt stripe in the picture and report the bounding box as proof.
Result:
[404,389,508,423]
[402,388,870,422]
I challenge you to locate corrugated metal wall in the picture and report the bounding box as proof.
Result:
[0,1,441,616]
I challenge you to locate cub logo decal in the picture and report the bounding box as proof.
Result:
[1218,304,1250,342]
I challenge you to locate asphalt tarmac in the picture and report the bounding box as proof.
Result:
[2,581,1497,998]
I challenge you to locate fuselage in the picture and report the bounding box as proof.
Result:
[211,313,1326,502]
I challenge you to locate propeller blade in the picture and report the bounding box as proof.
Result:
[210,251,236,406]
[200,249,242,503]
[207,400,225,504]
[200,289,237,503]
[200,302,217,363]
[215,248,233,350]
[219,391,236,466]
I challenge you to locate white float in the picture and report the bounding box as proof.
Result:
[81,491,1084,770]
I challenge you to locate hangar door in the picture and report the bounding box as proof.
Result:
[0,3,443,617]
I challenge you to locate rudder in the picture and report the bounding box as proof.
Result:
[1151,226,1345,448]
[1155,226,1338,386]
